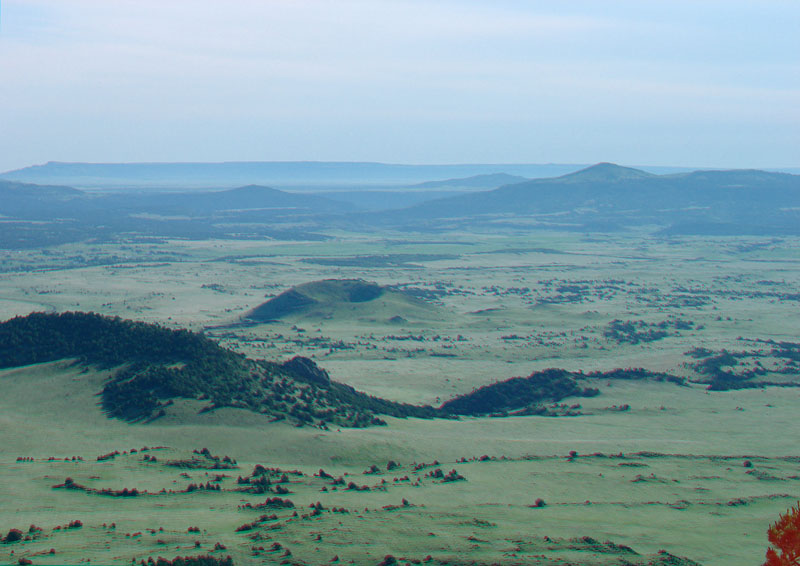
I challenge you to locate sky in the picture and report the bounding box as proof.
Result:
[0,0,798,172]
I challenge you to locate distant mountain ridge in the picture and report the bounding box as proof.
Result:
[372,163,800,235]
[0,180,348,248]
[2,163,799,246]
[0,161,591,189]
[0,180,349,218]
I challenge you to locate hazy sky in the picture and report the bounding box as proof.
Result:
[1,0,798,171]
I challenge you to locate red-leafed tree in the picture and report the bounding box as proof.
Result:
[765,503,800,566]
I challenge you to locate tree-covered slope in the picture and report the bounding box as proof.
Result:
[0,312,434,426]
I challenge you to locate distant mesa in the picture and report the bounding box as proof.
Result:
[0,161,585,189]
[410,172,529,190]
[245,279,432,323]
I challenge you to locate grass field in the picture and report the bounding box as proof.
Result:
[1,230,798,565]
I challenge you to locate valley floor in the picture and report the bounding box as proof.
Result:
[1,231,799,565]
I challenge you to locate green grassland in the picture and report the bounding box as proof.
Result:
[1,230,799,565]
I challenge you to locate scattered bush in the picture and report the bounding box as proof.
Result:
[3,528,23,543]
[139,555,233,566]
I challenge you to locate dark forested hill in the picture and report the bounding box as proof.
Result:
[0,180,87,218]
[0,312,435,426]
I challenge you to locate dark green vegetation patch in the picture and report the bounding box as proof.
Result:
[440,369,599,416]
[0,312,435,426]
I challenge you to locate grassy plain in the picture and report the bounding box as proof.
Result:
[1,230,798,565]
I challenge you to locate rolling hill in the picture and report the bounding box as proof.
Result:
[0,182,348,248]
[246,279,440,324]
[0,311,437,426]
[0,179,86,218]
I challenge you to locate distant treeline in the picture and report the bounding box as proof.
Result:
[440,369,599,415]
[439,367,687,416]
[687,343,800,390]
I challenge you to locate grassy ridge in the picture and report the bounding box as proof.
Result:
[0,312,691,426]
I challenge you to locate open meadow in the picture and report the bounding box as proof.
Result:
[1,229,799,565]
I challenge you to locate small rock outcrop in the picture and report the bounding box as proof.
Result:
[281,356,331,387]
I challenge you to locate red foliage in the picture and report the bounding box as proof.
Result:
[765,503,800,566]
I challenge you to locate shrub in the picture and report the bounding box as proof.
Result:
[3,529,23,543]
[442,469,465,482]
